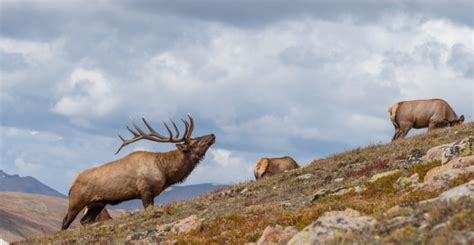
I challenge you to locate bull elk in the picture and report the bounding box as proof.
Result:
[388,99,464,141]
[253,156,300,179]
[61,115,215,230]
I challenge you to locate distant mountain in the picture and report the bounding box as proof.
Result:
[0,192,124,242]
[111,183,226,210]
[0,170,65,198]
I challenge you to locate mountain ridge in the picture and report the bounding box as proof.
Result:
[0,170,65,198]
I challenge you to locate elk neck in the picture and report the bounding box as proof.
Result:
[155,149,203,188]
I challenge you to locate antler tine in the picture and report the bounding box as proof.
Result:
[118,134,126,142]
[132,121,146,135]
[162,121,174,140]
[170,119,180,138]
[186,114,194,139]
[127,126,140,137]
[181,119,190,140]
[142,118,167,139]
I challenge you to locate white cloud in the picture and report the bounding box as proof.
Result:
[185,148,253,185]
[14,158,39,175]
[0,126,63,142]
[52,68,119,123]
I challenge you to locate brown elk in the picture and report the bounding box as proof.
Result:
[253,156,300,179]
[61,115,215,230]
[388,99,464,141]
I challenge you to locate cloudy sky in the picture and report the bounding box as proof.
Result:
[1,0,473,194]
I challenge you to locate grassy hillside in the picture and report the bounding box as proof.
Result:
[20,122,474,244]
[0,192,79,243]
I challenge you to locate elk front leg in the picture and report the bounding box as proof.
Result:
[428,120,449,132]
[141,190,157,209]
[61,203,86,230]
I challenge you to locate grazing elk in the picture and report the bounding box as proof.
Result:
[61,115,215,230]
[388,99,464,141]
[253,156,300,179]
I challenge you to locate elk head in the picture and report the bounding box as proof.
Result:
[115,114,215,160]
[449,115,465,126]
[254,158,270,179]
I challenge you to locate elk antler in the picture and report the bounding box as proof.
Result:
[115,114,194,154]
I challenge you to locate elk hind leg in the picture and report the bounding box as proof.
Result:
[80,203,106,226]
[397,122,413,139]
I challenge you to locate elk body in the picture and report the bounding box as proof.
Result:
[388,99,464,141]
[61,115,215,230]
[253,156,299,179]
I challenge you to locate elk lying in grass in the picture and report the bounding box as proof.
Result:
[61,115,215,230]
[253,156,299,179]
[388,99,464,141]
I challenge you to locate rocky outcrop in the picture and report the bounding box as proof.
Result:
[420,180,474,204]
[287,208,377,244]
[422,136,473,164]
[126,215,203,242]
[423,155,474,190]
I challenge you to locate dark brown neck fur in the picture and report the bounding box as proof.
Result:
[153,150,203,189]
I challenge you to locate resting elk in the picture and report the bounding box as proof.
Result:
[253,156,300,179]
[61,115,215,230]
[388,99,464,141]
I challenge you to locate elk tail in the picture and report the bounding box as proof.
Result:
[388,103,400,129]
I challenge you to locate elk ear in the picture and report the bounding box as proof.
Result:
[176,143,189,152]
[459,115,465,123]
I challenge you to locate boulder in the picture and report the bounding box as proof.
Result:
[169,215,202,233]
[256,225,298,245]
[126,215,203,242]
[423,155,474,190]
[437,180,474,202]
[422,136,473,164]
[287,208,377,244]
[419,180,474,205]
[394,173,419,190]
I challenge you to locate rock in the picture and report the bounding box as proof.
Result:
[419,180,474,205]
[369,170,400,183]
[423,155,474,190]
[385,215,417,231]
[311,188,329,202]
[296,174,313,180]
[394,173,419,189]
[287,208,377,244]
[334,177,344,183]
[422,136,473,164]
[436,180,474,202]
[354,185,367,193]
[404,149,425,166]
[384,205,414,219]
[329,187,351,196]
[169,215,202,233]
[256,225,298,245]
[126,229,159,241]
